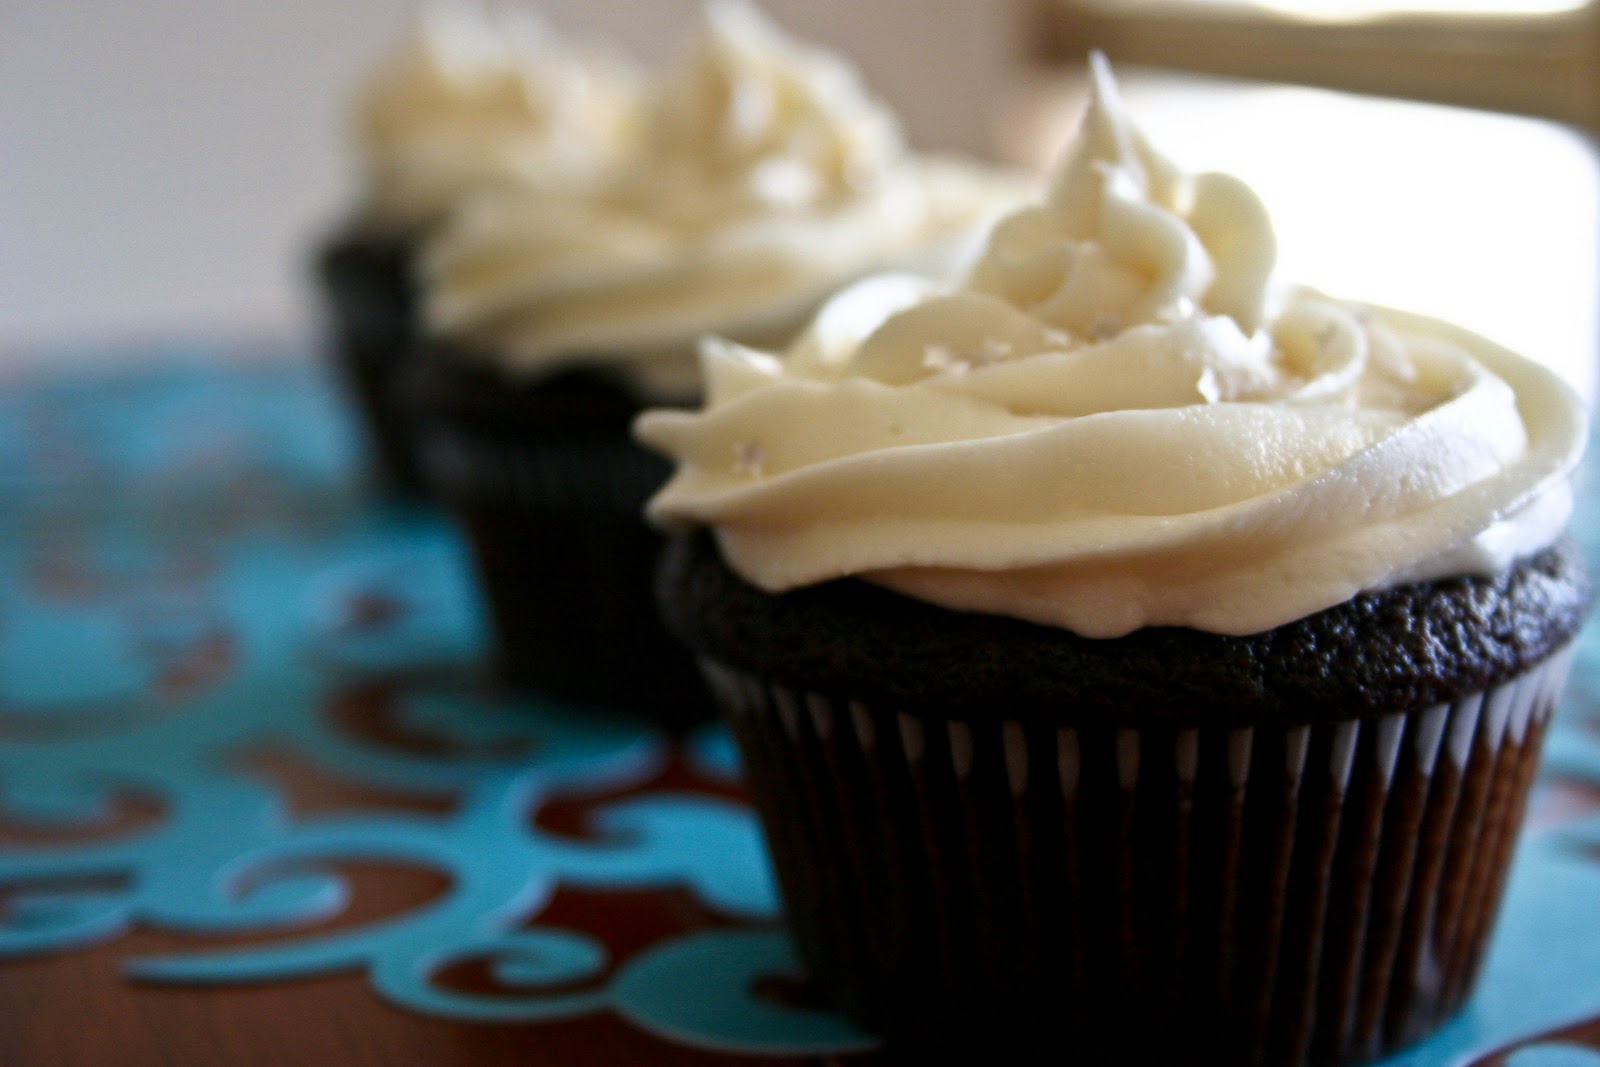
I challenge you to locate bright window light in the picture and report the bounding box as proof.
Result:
[1175,0,1585,15]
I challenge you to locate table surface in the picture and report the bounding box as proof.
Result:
[4,345,1600,1067]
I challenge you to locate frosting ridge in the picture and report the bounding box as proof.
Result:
[420,1,1029,394]
[358,3,637,224]
[636,57,1586,637]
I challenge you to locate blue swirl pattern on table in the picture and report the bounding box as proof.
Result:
[0,345,1597,1062]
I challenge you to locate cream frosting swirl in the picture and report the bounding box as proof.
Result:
[636,56,1586,638]
[420,1,1030,396]
[357,3,637,225]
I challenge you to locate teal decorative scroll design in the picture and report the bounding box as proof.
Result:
[0,355,863,1052]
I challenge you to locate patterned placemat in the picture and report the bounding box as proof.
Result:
[1,344,1598,1064]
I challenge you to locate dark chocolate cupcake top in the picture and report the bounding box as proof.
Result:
[661,529,1590,725]
[636,57,1588,641]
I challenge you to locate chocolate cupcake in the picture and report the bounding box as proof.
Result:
[407,2,1028,722]
[402,356,703,722]
[317,4,636,491]
[636,58,1591,1064]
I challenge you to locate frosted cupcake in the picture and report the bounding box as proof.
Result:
[637,58,1591,1064]
[317,3,636,491]
[406,1,1028,722]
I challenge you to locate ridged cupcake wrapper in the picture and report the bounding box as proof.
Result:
[318,233,424,493]
[417,419,665,514]
[417,420,709,727]
[703,643,1576,1067]
[340,351,425,492]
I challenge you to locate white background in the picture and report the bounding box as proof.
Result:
[0,0,1022,352]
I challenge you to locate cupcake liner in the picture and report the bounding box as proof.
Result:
[415,405,710,728]
[703,642,1576,1066]
[317,227,424,493]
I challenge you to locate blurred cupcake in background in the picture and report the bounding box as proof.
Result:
[317,3,637,492]
[407,0,1030,724]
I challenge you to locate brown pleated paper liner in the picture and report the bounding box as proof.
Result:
[416,414,710,728]
[317,228,425,494]
[705,643,1576,1066]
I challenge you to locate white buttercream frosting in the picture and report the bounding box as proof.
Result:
[357,3,637,224]
[420,1,1031,396]
[636,56,1586,638]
